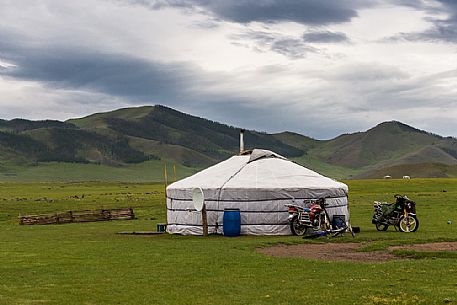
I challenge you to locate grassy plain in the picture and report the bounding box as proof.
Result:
[1,179,457,305]
[0,160,197,183]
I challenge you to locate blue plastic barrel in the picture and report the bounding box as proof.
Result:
[223,209,241,237]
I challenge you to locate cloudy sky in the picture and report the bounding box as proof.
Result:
[1,0,456,139]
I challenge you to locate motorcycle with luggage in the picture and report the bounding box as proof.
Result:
[372,194,419,232]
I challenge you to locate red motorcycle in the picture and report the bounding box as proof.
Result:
[286,198,354,237]
[286,198,332,235]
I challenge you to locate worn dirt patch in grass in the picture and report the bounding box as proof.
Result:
[389,241,457,252]
[258,243,398,262]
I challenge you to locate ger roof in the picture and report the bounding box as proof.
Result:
[167,149,348,192]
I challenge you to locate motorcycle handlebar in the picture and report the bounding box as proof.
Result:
[394,194,413,202]
[284,203,301,208]
[285,199,328,209]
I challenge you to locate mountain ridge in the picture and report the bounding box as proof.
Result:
[1,105,457,180]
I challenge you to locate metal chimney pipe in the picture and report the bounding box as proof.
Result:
[239,129,245,154]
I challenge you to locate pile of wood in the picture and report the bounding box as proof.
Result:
[18,208,134,225]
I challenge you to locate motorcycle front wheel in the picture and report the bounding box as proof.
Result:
[376,223,389,231]
[399,215,419,232]
[290,216,307,236]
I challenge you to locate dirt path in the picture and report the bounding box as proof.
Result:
[258,243,397,262]
[258,242,457,262]
[389,242,457,252]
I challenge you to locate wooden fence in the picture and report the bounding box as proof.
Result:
[18,208,134,225]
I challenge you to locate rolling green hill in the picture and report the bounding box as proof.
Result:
[68,105,304,166]
[316,122,455,167]
[289,121,457,179]
[1,106,457,181]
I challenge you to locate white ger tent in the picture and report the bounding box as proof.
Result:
[166,149,349,235]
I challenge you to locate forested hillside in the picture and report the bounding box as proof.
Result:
[1,105,457,181]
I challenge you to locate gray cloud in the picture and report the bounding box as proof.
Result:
[1,42,457,139]
[271,39,319,59]
[127,0,375,25]
[232,31,276,45]
[0,29,288,132]
[387,0,457,43]
[0,48,198,103]
[231,30,319,59]
[320,65,457,114]
[1,30,456,139]
[302,30,349,43]
[394,24,457,43]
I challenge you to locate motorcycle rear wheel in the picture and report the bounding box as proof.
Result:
[375,223,389,231]
[290,216,307,236]
[399,215,419,232]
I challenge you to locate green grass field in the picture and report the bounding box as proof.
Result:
[0,160,197,183]
[1,179,457,305]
